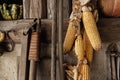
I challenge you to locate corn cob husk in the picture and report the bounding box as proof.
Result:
[65,70,74,79]
[80,59,90,80]
[63,21,77,53]
[83,31,93,63]
[82,6,102,51]
[66,75,74,80]
[73,67,78,80]
[93,9,99,22]
[80,0,91,6]
[75,34,85,61]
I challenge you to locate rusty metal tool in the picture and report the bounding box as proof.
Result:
[58,0,64,80]
[28,19,40,80]
[116,52,120,80]
[116,44,120,80]
[51,0,57,80]
[111,54,117,80]
[107,43,117,80]
[106,46,111,80]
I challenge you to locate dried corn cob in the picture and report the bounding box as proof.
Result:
[83,31,93,63]
[63,21,77,53]
[80,59,90,80]
[75,34,85,61]
[82,6,102,51]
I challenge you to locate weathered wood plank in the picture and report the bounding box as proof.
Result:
[19,35,29,80]
[47,0,70,19]
[19,0,31,79]
[98,18,120,42]
[0,19,34,43]
[30,0,47,18]
[23,0,30,18]
[0,19,33,31]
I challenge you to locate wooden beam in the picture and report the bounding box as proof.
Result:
[0,18,120,43]
[0,19,34,43]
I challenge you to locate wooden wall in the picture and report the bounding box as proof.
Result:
[0,0,120,80]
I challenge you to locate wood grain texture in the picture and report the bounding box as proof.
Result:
[19,0,31,79]
[0,19,34,43]
[30,0,47,18]
[23,0,30,18]
[47,0,70,19]
[98,18,120,42]
[18,35,29,80]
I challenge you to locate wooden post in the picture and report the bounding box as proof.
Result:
[29,0,47,18]
[23,0,30,18]
[19,0,30,80]
[47,0,70,19]
[51,0,57,80]
[58,0,64,80]
[19,35,30,80]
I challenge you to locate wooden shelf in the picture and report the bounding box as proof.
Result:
[0,18,120,43]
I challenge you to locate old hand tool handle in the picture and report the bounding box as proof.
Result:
[29,32,40,61]
[29,20,40,80]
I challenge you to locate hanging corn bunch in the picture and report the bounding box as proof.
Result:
[82,6,102,51]
[64,0,102,80]
[63,0,82,54]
